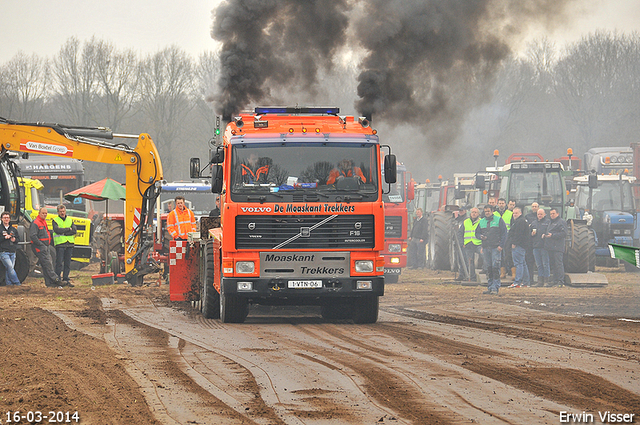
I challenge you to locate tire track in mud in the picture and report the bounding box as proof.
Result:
[119,302,402,424]
[384,306,640,360]
[370,319,640,415]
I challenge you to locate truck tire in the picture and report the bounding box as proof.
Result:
[384,274,399,284]
[429,211,452,271]
[565,223,592,273]
[321,302,353,321]
[201,240,220,319]
[220,280,248,323]
[352,295,379,324]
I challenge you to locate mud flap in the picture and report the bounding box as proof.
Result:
[169,240,201,301]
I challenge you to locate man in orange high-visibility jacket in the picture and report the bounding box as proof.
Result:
[167,196,196,240]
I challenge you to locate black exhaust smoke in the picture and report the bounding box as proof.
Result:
[211,0,576,132]
[211,0,351,118]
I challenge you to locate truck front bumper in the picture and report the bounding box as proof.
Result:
[222,276,384,302]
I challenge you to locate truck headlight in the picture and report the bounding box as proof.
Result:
[355,260,374,273]
[388,244,401,252]
[356,280,373,290]
[236,261,255,274]
[613,229,621,235]
[237,281,253,291]
[390,257,400,264]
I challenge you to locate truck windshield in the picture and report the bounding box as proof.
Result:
[504,170,564,206]
[575,181,635,211]
[230,142,379,202]
[160,185,215,217]
[383,171,405,203]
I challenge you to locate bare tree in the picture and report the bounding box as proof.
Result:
[51,36,103,125]
[554,31,640,151]
[0,52,49,120]
[93,40,141,131]
[139,46,195,179]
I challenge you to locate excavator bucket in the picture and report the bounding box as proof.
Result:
[563,272,608,287]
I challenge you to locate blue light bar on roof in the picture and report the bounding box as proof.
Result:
[254,107,340,115]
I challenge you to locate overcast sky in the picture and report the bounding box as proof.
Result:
[2,0,640,63]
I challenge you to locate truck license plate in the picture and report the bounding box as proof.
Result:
[384,268,401,274]
[288,280,323,289]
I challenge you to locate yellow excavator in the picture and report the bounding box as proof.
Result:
[0,116,164,286]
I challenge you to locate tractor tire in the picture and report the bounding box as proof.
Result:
[93,219,124,262]
[565,223,592,273]
[429,211,452,271]
[352,295,379,324]
[587,230,596,272]
[201,239,220,319]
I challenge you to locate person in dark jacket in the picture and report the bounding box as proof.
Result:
[0,211,21,286]
[408,208,428,269]
[508,207,530,287]
[475,205,507,295]
[530,208,550,287]
[543,208,567,286]
[52,205,77,286]
[523,202,539,280]
[29,207,61,288]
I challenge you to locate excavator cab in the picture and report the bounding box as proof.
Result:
[0,150,23,220]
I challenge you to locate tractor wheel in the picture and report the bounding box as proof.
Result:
[587,230,596,272]
[429,211,452,271]
[93,219,124,262]
[201,239,220,319]
[565,223,592,273]
[15,249,30,283]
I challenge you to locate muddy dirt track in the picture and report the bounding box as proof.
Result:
[1,266,639,424]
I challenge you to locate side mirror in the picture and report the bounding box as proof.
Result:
[454,188,465,199]
[588,173,598,189]
[565,180,572,191]
[211,146,225,164]
[384,154,397,184]
[211,165,224,193]
[475,174,485,190]
[407,180,415,201]
[190,158,201,179]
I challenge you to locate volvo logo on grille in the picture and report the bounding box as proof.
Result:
[248,222,256,230]
[355,222,362,230]
[301,227,311,237]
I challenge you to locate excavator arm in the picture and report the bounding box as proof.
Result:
[0,117,164,285]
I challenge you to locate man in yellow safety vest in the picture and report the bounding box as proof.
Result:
[461,207,482,281]
[53,205,77,287]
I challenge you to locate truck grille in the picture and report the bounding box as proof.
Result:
[236,215,375,249]
[385,216,403,238]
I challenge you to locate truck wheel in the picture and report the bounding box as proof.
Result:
[429,211,452,270]
[220,282,248,323]
[565,223,592,273]
[384,274,399,284]
[352,295,379,324]
[321,302,353,321]
[109,251,121,274]
[201,240,220,319]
